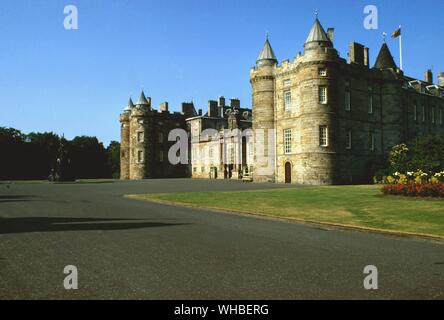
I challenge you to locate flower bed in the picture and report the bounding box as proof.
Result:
[377,170,444,198]
[382,183,444,198]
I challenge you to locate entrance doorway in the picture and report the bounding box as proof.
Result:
[285,162,292,184]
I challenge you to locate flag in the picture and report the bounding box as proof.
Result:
[391,27,401,38]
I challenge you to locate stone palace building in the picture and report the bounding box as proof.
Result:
[120,17,444,184]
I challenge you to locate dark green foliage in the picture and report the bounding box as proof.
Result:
[409,135,444,173]
[106,141,120,179]
[26,132,61,179]
[0,126,118,180]
[66,136,108,179]
[379,134,444,178]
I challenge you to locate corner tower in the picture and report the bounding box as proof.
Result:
[296,17,341,184]
[129,90,152,180]
[119,97,133,180]
[250,36,278,182]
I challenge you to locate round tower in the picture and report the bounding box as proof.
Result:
[129,90,152,180]
[297,18,341,184]
[251,36,278,182]
[119,98,133,180]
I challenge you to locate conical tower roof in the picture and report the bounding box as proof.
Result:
[374,43,397,69]
[124,97,134,111]
[137,90,150,105]
[257,38,277,62]
[305,18,331,44]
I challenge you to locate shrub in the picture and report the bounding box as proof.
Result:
[389,143,411,173]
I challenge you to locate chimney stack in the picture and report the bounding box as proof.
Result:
[438,72,444,87]
[364,47,370,67]
[159,102,169,112]
[218,96,225,107]
[208,100,218,117]
[327,28,334,43]
[181,102,196,118]
[348,42,365,65]
[424,69,433,83]
[230,98,240,109]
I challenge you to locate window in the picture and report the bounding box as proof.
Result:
[319,86,327,104]
[137,150,144,163]
[344,82,351,111]
[439,108,443,125]
[284,129,292,154]
[137,132,144,142]
[318,68,327,76]
[209,147,214,160]
[368,87,373,114]
[431,107,435,124]
[346,129,352,150]
[284,91,292,111]
[413,104,417,121]
[368,132,375,151]
[193,167,197,173]
[422,105,426,122]
[201,167,205,173]
[159,151,164,162]
[283,79,291,87]
[319,126,328,147]
[158,132,164,143]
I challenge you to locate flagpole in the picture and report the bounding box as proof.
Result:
[399,25,403,70]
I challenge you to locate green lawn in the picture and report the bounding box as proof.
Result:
[129,185,444,238]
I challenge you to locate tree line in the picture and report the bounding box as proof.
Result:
[0,127,120,180]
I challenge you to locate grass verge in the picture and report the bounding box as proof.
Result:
[127,185,444,239]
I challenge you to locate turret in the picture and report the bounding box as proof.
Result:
[256,36,278,67]
[250,36,278,182]
[136,90,151,108]
[119,97,133,180]
[304,18,333,51]
[374,43,397,70]
[297,17,340,184]
[129,90,152,179]
[302,17,339,63]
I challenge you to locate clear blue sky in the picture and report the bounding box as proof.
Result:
[1,0,443,146]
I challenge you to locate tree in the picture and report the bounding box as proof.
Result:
[106,141,120,179]
[0,127,26,180]
[66,136,108,179]
[409,135,444,173]
[26,132,61,179]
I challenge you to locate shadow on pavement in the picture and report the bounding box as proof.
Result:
[0,195,37,203]
[0,217,189,235]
